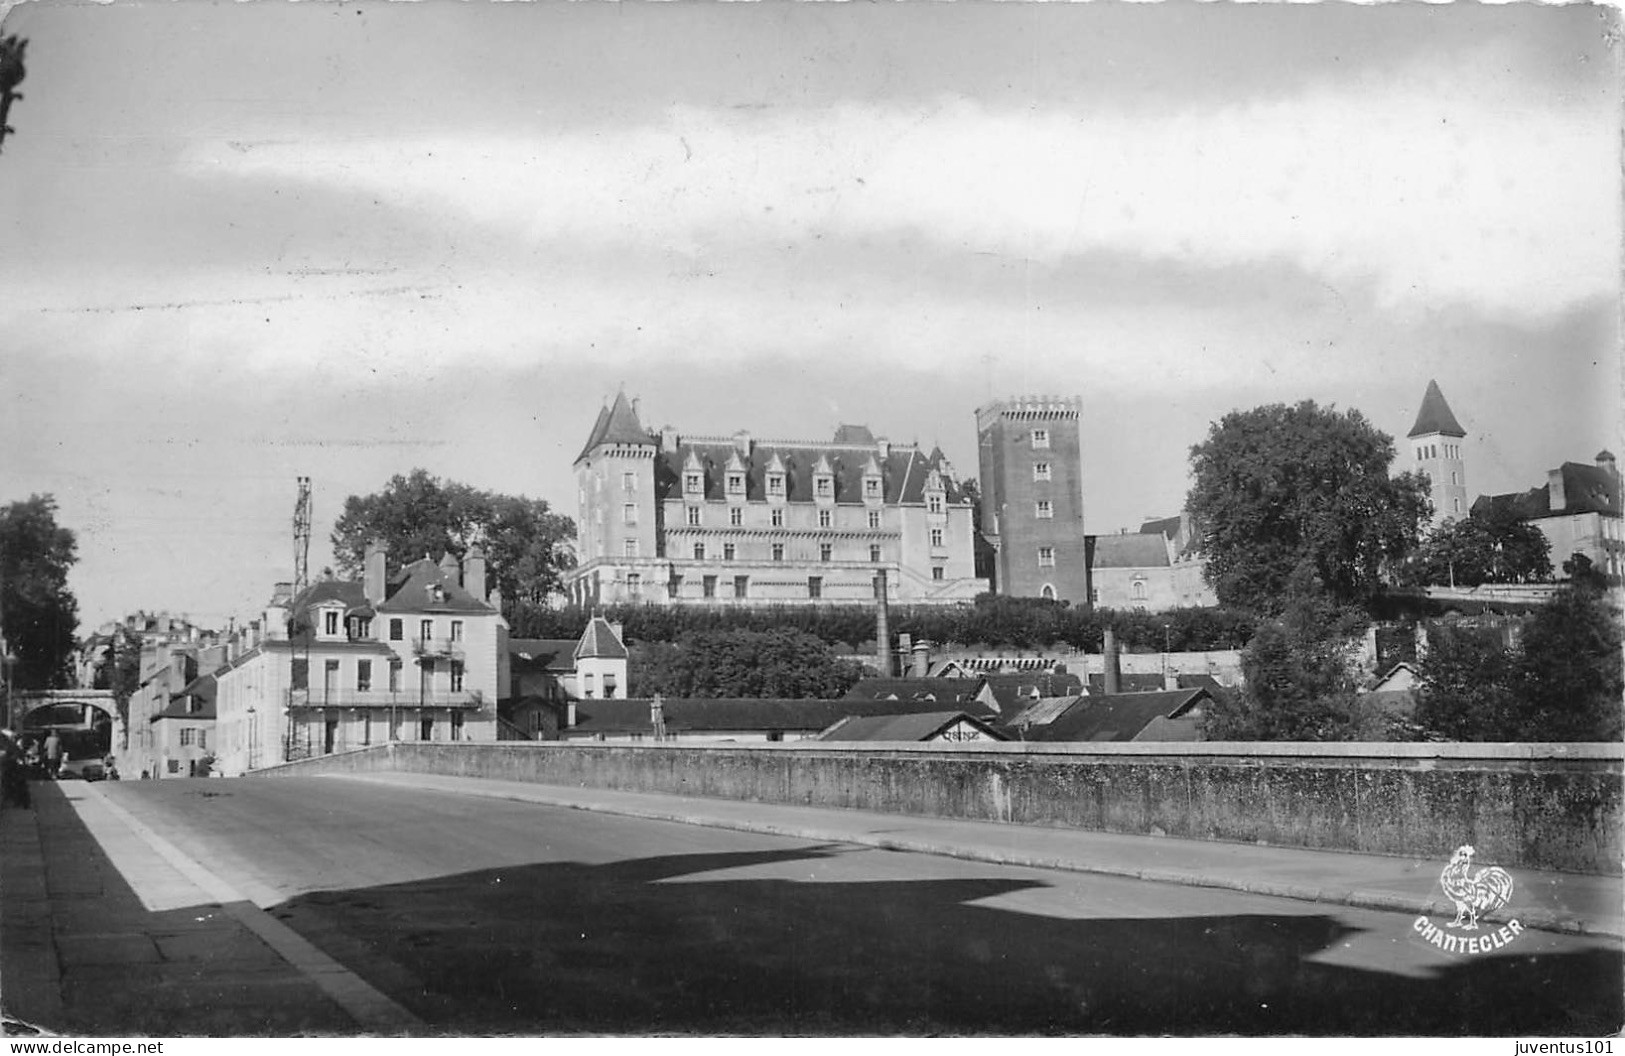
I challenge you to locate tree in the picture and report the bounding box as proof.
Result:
[330,470,575,609]
[1202,593,1366,740]
[1187,401,1432,615]
[1415,584,1623,742]
[1413,509,1551,587]
[1562,552,1611,592]
[0,495,80,691]
[92,624,144,749]
[628,629,865,699]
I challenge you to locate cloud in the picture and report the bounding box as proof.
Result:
[178,65,1617,324]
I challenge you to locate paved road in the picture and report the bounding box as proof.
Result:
[42,777,1625,1035]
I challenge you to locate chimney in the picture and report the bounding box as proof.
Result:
[1103,628,1121,695]
[912,639,931,678]
[463,544,488,603]
[874,569,892,677]
[566,700,577,729]
[438,551,460,581]
[1549,468,1567,513]
[661,426,679,450]
[1597,450,1618,475]
[365,540,387,605]
[734,429,752,457]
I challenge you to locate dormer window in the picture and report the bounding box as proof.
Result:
[324,611,339,636]
[684,472,703,495]
[815,477,832,498]
[726,472,745,496]
[928,494,943,514]
[864,478,879,499]
[768,474,785,497]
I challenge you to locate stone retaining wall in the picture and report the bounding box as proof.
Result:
[257,741,1623,875]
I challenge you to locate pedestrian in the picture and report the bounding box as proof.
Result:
[42,730,63,780]
[0,729,30,809]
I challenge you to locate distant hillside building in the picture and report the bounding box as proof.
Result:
[1474,451,1623,583]
[1408,379,1469,527]
[975,396,1090,604]
[569,392,985,607]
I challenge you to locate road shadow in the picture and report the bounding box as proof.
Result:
[269,850,1624,1036]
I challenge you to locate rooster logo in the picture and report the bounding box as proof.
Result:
[1438,844,1515,931]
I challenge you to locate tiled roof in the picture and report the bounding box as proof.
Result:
[1408,379,1466,439]
[508,639,579,673]
[566,696,990,736]
[1084,673,1169,695]
[376,557,495,614]
[654,438,970,507]
[1139,515,1183,540]
[842,677,992,714]
[154,673,216,722]
[1022,689,1210,743]
[1000,694,1077,730]
[576,390,654,462]
[575,617,628,660]
[1089,533,1171,569]
[1475,462,1622,521]
[819,711,1005,742]
[980,671,1084,711]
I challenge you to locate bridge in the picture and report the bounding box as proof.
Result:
[0,741,1620,1036]
[4,690,119,757]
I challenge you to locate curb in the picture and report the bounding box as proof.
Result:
[426,782,1621,940]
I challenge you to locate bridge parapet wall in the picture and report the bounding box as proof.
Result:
[257,741,1623,875]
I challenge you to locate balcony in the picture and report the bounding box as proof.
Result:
[285,689,486,711]
[411,637,465,661]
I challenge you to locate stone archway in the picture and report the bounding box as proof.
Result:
[10,689,120,759]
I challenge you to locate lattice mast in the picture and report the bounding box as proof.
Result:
[292,476,312,599]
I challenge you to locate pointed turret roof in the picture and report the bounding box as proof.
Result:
[575,616,628,661]
[1407,380,1466,439]
[575,391,653,462]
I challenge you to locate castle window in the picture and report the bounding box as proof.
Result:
[870,544,882,562]
[727,472,745,496]
[703,575,717,598]
[928,494,943,514]
[626,573,641,597]
[808,576,823,599]
[1032,429,1050,449]
[1131,580,1147,601]
[819,509,832,528]
[864,478,880,498]
[723,543,736,561]
[668,575,683,599]
[768,474,785,497]
[623,539,639,557]
[684,472,703,495]
[1034,462,1051,481]
[815,476,832,498]
[930,528,944,548]
[734,575,749,599]
[868,510,880,529]
[730,507,743,527]
[1036,500,1053,519]
[932,565,945,581]
[1038,546,1055,567]
[772,543,785,562]
[1041,584,1055,600]
[820,543,833,562]
[623,503,637,525]
[687,506,701,527]
[771,508,784,528]
[622,472,636,492]
[693,542,706,561]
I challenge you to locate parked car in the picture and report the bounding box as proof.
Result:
[58,757,105,781]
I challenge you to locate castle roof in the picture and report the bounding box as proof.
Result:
[575,390,653,462]
[1089,532,1171,569]
[1407,379,1466,439]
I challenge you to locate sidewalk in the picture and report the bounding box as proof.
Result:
[0,780,413,1037]
[338,772,1625,939]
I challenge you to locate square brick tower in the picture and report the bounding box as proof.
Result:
[975,395,1090,605]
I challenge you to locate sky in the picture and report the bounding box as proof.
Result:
[0,0,1620,633]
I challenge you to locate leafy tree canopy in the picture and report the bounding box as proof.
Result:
[1202,593,1367,741]
[1412,508,1551,587]
[0,495,80,690]
[628,629,866,699]
[330,469,575,610]
[1416,583,1623,742]
[1187,401,1432,616]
